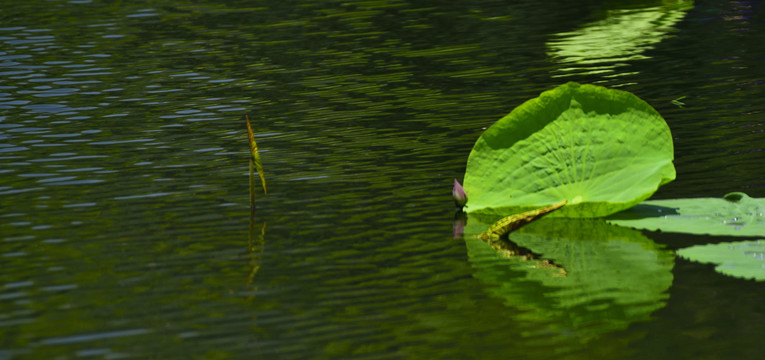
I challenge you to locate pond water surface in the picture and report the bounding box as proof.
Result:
[2,0,765,359]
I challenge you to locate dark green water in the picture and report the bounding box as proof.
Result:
[2,0,765,359]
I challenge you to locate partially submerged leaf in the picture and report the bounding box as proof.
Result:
[677,240,765,281]
[246,115,267,195]
[607,192,765,237]
[463,82,675,218]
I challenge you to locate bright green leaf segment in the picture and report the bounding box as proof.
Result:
[677,240,765,281]
[464,216,674,342]
[607,192,765,237]
[463,82,676,218]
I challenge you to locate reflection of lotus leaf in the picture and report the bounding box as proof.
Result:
[547,2,693,77]
[677,240,765,281]
[607,192,765,237]
[465,216,674,341]
[463,82,675,218]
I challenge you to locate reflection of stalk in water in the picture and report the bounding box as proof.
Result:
[249,155,257,208]
[487,237,567,277]
[247,206,266,300]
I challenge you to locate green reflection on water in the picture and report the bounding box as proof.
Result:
[547,1,694,79]
[464,216,674,349]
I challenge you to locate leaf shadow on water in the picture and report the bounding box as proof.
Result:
[606,204,680,220]
[462,215,674,348]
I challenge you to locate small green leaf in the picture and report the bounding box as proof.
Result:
[677,240,765,281]
[671,96,686,107]
[607,192,765,237]
[463,82,675,218]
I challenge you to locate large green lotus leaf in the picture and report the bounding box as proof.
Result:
[607,192,765,237]
[677,240,765,281]
[463,82,675,218]
[464,216,674,342]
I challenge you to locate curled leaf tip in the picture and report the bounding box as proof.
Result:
[453,178,467,207]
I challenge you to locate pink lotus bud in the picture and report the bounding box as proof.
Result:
[453,178,467,207]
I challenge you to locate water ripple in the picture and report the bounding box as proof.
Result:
[0,0,764,359]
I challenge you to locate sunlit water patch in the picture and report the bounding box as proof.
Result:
[547,2,693,81]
